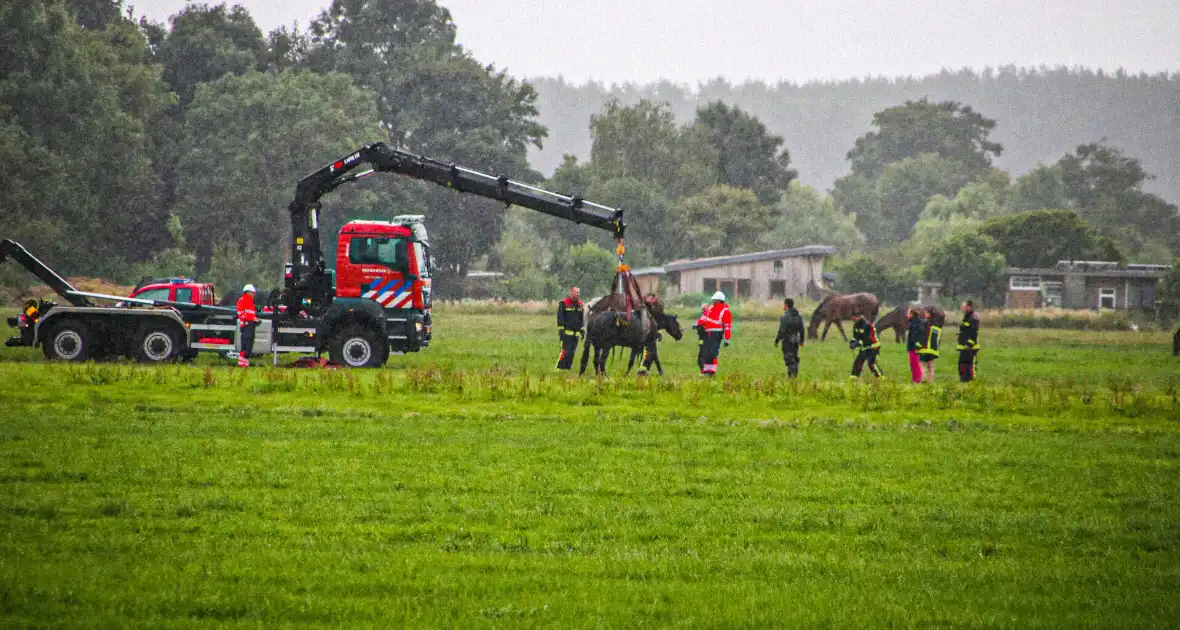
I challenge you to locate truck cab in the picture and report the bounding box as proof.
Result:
[331,215,432,355]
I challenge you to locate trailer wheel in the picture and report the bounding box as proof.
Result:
[329,325,386,368]
[133,324,182,363]
[43,319,90,362]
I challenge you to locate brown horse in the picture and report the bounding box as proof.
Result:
[808,293,880,341]
[875,307,907,343]
[876,305,948,343]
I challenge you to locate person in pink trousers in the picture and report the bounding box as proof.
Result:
[905,308,925,383]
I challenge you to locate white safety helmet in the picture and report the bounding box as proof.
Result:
[711,291,726,302]
[243,284,256,293]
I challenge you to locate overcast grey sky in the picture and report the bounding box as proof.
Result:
[136,0,1180,84]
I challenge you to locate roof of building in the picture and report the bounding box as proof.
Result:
[1006,266,1170,280]
[630,266,665,276]
[663,246,837,273]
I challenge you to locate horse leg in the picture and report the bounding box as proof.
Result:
[822,321,831,341]
[626,347,638,375]
[835,320,848,341]
[578,339,592,375]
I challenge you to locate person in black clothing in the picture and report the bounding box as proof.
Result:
[774,298,806,377]
[1173,325,1179,356]
[957,300,981,382]
[849,313,884,379]
[555,286,584,370]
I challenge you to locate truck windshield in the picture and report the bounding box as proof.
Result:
[349,237,408,271]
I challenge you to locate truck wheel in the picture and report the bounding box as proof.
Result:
[43,319,90,362]
[133,324,182,363]
[329,326,387,368]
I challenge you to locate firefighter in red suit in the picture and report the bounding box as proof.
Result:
[236,284,259,367]
[698,291,732,376]
[555,286,584,370]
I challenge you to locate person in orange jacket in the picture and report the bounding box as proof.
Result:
[235,284,259,367]
[698,291,732,376]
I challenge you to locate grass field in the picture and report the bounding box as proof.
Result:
[1,310,1178,627]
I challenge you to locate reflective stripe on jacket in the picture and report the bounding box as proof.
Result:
[918,324,941,356]
[956,312,981,350]
[236,293,258,325]
[701,303,732,340]
[853,319,881,350]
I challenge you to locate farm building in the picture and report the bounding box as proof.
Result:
[630,267,664,296]
[658,246,837,301]
[1003,261,1170,310]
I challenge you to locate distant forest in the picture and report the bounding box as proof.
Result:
[528,69,1180,204]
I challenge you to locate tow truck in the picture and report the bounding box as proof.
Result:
[3,143,625,366]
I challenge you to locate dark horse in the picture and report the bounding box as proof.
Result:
[875,307,907,343]
[579,301,683,376]
[876,305,948,343]
[808,292,880,341]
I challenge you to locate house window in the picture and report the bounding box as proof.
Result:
[736,279,751,298]
[770,280,786,297]
[1010,275,1041,290]
[703,278,721,293]
[772,260,784,275]
[720,280,736,299]
[1099,288,1117,310]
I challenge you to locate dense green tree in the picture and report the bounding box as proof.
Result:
[0,0,173,274]
[550,243,617,298]
[173,70,385,273]
[758,181,864,253]
[589,99,716,199]
[1055,142,1180,251]
[1006,165,1070,213]
[691,101,796,204]
[923,233,1007,302]
[981,210,1123,268]
[158,4,267,109]
[585,178,678,266]
[675,186,773,258]
[847,99,1002,179]
[495,237,558,300]
[828,256,916,304]
[867,153,974,246]
[64,0,121,29]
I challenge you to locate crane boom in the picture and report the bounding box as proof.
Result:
[285,142,625,311]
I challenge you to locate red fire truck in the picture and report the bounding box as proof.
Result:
[4,143,625,367]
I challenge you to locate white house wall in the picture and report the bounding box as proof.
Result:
[676,256,826,300]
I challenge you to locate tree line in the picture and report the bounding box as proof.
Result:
[1,0,1177,315]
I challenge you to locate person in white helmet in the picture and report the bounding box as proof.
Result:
[235,284,259,367]
[696,291,732,376]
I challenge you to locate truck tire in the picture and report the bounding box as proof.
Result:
[42,319,91,362]
[329,325,387,368]
[133,323,182,363]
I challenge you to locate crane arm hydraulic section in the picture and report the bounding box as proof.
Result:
[284,142,626,314]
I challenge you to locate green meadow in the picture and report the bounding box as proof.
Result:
[0,312,1177,627]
